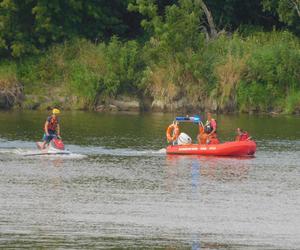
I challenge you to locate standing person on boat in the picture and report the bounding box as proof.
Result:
[39,108,61,149]
[198,111,218,144]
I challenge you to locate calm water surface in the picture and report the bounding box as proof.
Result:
[0,111,299,249]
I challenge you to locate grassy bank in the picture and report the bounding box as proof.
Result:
[0,30,299,113]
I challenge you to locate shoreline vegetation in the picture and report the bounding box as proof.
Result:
[0,1,299,114]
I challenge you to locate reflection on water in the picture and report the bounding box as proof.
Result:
[166,155,251,190]
[0,111,300,249]
[164,156,256,249]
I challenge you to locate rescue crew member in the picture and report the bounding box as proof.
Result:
[198,111,218,144]
[235,128,250,141]
[40,108,61,149]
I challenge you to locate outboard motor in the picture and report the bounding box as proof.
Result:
[50,138,65,150]
[177,132,192,145]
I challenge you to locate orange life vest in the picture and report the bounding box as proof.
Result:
[47,116,58,131]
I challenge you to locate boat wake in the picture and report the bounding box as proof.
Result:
[67,145,167,157]
[13,148,87,159]
[0,139,166,158]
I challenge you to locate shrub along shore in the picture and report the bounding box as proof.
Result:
[0,1,299,114]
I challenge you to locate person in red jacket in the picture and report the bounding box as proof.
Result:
[198,111,219,144]
[39,108,61,149]
[235,128,250,141]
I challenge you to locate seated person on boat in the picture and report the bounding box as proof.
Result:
[235,128,250,141]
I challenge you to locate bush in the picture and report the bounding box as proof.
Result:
[236,31,300,112]
[0,61,23,107]
[285,92,300,114]
[100,37,144,96]
[15,38,145,108]
[237,81,282,112]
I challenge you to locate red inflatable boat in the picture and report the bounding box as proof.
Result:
[166,140,256,156]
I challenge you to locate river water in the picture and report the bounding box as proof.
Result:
[0,111,299,249]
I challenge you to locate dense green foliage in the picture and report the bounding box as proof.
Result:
[262,0,300,30]
[0,0,299,113]
[15,38,144,109]
[0,0,141,57]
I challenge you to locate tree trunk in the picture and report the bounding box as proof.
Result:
[291,0,300,17]
[195,0,218,39]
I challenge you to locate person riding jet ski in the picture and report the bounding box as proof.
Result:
[39,108,61,149]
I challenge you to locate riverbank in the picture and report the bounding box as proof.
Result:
[0,31,299,114]
[1,84,299,115]
[0,1,300,114]
[1,88,300,115]
[1,92,298,115]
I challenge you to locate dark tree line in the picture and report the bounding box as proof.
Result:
[0,0,299,57]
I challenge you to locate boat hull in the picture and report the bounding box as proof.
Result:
[166,140,256,156]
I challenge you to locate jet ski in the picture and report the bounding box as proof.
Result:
[35,137,70,155]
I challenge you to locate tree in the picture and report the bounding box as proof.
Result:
[0,0,37,57]
[0,0,141,57]
[129,0,205,53]
[129,0,227,40]
[262,0,300,31]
